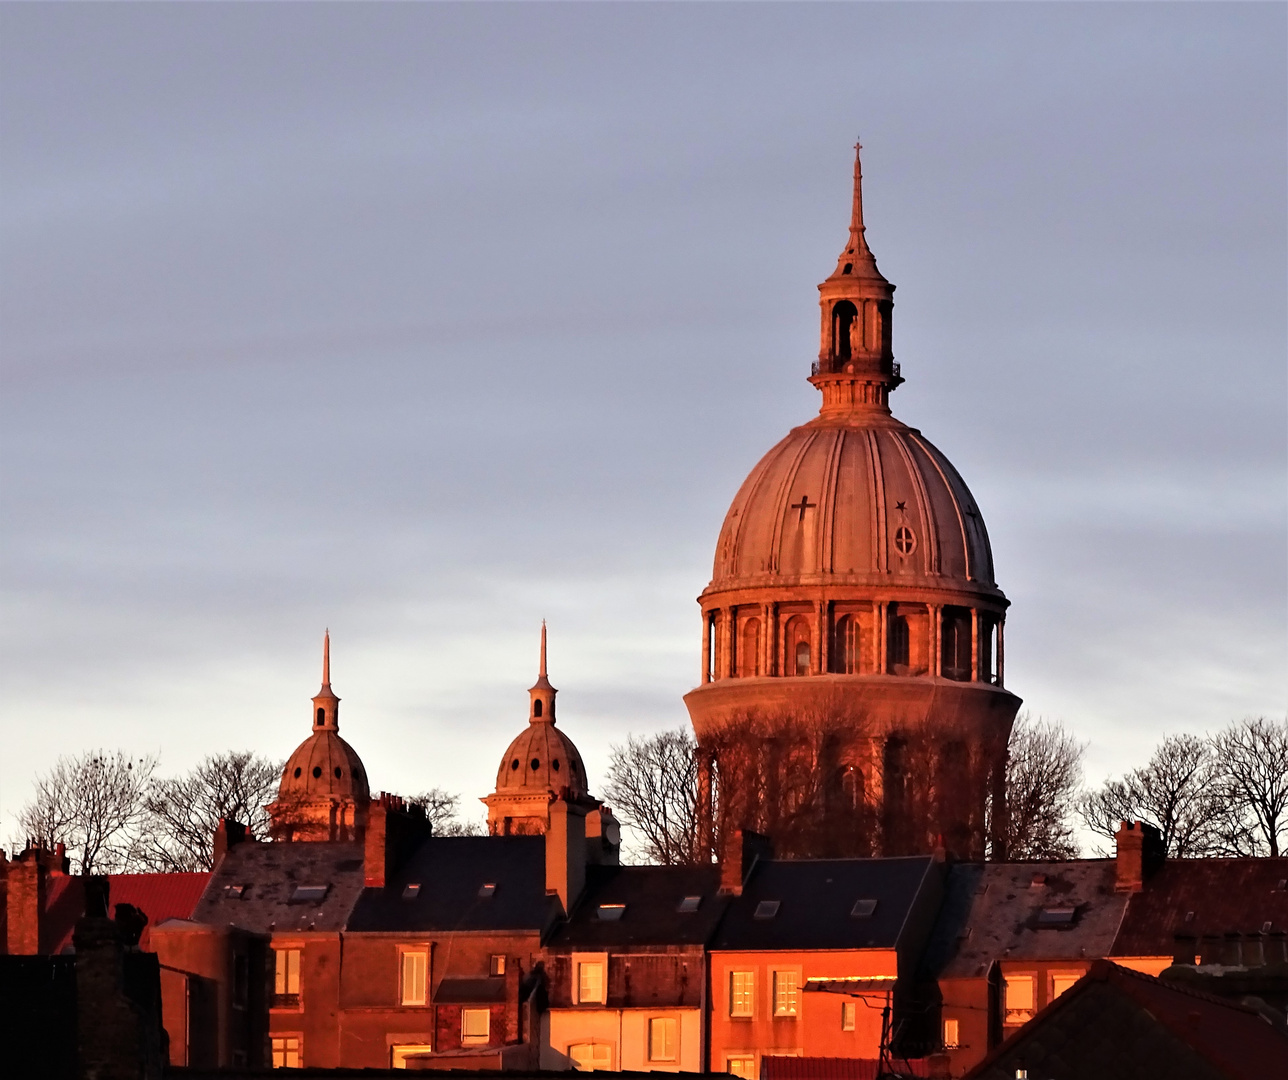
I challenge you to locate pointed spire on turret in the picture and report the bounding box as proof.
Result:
[529,621,556,723]
[312,629,340,730]
[847,141,868,255]
[829,140,885,282]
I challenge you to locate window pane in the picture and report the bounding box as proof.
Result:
[649,1017,677,1061]
[773,970,798,1016]
[401,950,427,1006]
[271,1036,301,1069]
[1003,974,1035,1022]
[943,1018,959,1049]
[391,1043,434,1068]
[462,1008,490,1039]
[728,1056,756,1079]
[578,962,603,1003]
[275,949,301,996]
[569,1043,612,1071]
[730,971,754,1017]
[1051,973,1079,1000]
[841,1001,856,1031]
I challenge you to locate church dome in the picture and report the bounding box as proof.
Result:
[712,412,995,591]
[279,729,370,800]
[493,721,589,799]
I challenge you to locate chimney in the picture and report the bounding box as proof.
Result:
[546,797,587,914]
[211,818,249,869]
[5,843,69,955]
[364,793,431,889]
[1114,820,1164,893]
[719,828,772,896]
[585,805,622,866]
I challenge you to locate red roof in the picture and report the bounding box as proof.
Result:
[1112,857,1288,957]
[47,872,210,954]
[762,1057,935,1080]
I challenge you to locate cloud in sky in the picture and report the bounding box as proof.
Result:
[1,4,1284,836]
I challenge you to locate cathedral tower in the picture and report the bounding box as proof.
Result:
[683,146,1021,860]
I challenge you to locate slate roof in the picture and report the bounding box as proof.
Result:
[1112,857,1288,958]
[938,861,1127,979]
[348,835,551,933]
[193,840,365,934]
[547,864,727,949]
[962,960,1288,1080]
[710,856,937,952]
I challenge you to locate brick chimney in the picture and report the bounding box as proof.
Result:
[211,818,249,869]
[364,793,431,889]
[719,828,772,896]
[5,842,70,955]
[585,805,622,866]
[1114,820,1164,893]
[546,796,587,915]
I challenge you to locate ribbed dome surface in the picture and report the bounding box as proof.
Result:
[712,414,995,589]
[494,722,588,799]
[279,731,370,800]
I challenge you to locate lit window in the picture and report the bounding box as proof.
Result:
[729,971,754,1017]
[727,1055,756,1079]
[943,1017,959,1049]
[678,895,701,913]
[391,1043,433,1068]
[400,949,429,1006]
[274,948,301,998]
[754,900,780,919]
[290,884,328,904]
[461,1008,490,1043]
[578,961,605,1004]
[490,954,506,976]
[648,1017,677,1061]
[569,1043,613,1071]
[772,970,799,1017]
[1050,972,1080,1000]
[1003,974,1035,1024]
[841,1000,856,1031]
[271,1035,302,1068]
[596,904,626,921]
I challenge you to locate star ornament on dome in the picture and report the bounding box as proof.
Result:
[895,501,906,511]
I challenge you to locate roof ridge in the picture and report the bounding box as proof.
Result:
[1100,959,1266,1015]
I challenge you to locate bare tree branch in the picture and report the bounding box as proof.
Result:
[603,728,702,865]
[1210,716,1288,857]
[999,713,1085,860]
[409,788,483,836]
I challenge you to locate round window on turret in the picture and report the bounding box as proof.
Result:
[293,767,302,779]
[312,766,322,778]
[531,757,540,771]
[552,759,560,772]
[511,758,520,771]
[334,766,342,779]
[894,526,917,556]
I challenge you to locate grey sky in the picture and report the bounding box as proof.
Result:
[2,3,1284,840]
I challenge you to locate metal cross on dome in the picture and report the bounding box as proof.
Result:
[791,495,815,522]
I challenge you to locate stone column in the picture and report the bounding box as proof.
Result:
[816,600,828,675]
[727,609,738,679]
[701,610,713,685]
[970,609,980,682]
[766,602,778,677]
[997,617,1005,688]
[931,605,942,679]
[876,602,887,675]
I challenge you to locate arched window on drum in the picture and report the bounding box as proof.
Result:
[784,616,811,677]
[738,618,761,677]
[831,615,860,674]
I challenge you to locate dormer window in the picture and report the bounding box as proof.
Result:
[596,904,626,921]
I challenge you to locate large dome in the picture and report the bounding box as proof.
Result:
[493,722,589,800]
[279,730,370,801]
[712,411,996,591]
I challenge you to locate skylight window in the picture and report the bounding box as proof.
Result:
[851,898,878,919]
[1037,906,1076,927]
[597,904,626,921]
[402,883,421,899]
[478,883,496,898]
[224,884,248,899]
[754,900,780,920]
[291,884,329,904]
[677,896,701,913]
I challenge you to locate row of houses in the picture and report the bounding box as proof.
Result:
[4,805,1288,1077]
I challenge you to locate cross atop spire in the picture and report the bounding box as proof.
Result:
[312,629,340,730]
[847,140,867,254]
[529,621,556,723]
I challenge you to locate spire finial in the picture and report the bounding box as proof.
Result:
[539,619,547,679]
[848,139,867,252]
[322,628,331,687]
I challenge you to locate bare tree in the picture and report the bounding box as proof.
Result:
[409,788,484,836]
[1210,716,1288,857]
[17,750,157,874]
[999,714,1085,860]
[603,728,702,865]
[1080,733,1219,857]
[136,751,283,871]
